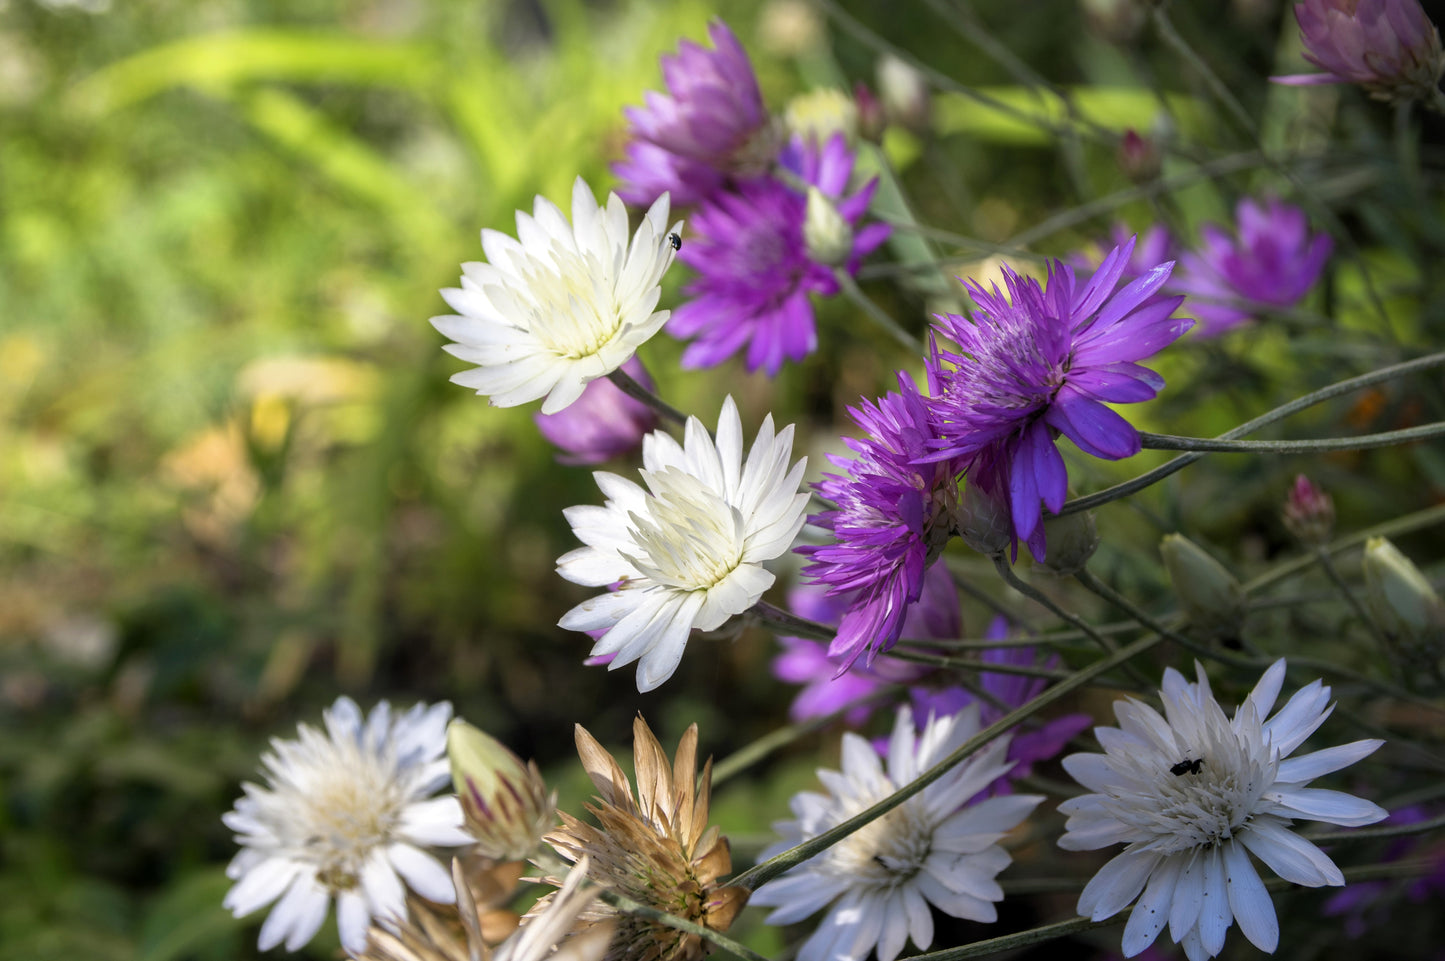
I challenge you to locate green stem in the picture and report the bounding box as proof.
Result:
[1061,351,1445,515]
[902,915,1120,961]
[836,270,923,354]
[729,632,1165,890]
[1313,547,1393,650]
[994,557,1117,654]
[1244,501,1445,595]
[749,600,834,643]
[1137,421,1445,453]
[606,367,687,427]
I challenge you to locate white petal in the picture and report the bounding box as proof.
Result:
[1239,819,1344,886]
[1223,841,1278,952]
[388,844,456,903]
[257,873,329,953]
[224,857,301,917]
[336,889,373,956]
[1275,739,1383,783]
[1078,848,1161,921]
[1196,846,1232,957]
[1266,786,1388,827]
[1121,852,1180,956]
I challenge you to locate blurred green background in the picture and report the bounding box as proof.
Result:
[3,0,1443,958]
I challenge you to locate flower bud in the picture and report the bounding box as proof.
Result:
[447,720,555,861]
[803,186,855,268]
[1282,474,1334,547]
[1286,0,1445,105]
[1038,510,1099,575]
[1117,129,1160,183]
[1160,534,1246,642]
[854,80,887,144]
[877,54,930,133]
[956,482,1013,558]
[1362,537,1445,662]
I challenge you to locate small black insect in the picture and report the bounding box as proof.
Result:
[1170,758,1204,776]
[668,232,682,251]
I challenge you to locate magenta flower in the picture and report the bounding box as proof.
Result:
[799,371,963,670]
[1069,223,1176,284]
[1173,197,1333,337]
[532,356,658,465]
[613,20,776,209]
[774,562,959,725]
[667,134,891,375]
[1276,0,1445,105]
[925,239,1191,551]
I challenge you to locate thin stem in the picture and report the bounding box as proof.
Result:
[903,915,1120,961]
[729,632,1165,890]
[993,557,1117,654]
[836,270,923,354]
[1314,547,1393,650]
[1245,501,1445,595]
[1137,421,1445,453]
[712,685,902,786]
[749,600,834,643]
[1061,351,1445,515]
[1151,5,1257,139]
[599,891,769,961]
[606,367,687,427]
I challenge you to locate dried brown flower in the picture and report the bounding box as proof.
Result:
[541,717,748,961]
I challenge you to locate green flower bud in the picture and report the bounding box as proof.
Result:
[1160,534,1245,642]
[447,719,555,861]
[1362,537,1445,664]
[803,186,854,268]
[1039,510,1099,575]
[956,482,1012,558]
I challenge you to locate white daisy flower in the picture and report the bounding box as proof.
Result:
[223,697,474,955]
[1058,659,1387,961]
[431,177,682,415]
[751,705,1044,961]
[556,395,809,692]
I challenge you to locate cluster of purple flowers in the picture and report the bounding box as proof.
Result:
[614,21,892,376]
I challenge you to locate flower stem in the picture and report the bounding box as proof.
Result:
[1313,546,1393,650]
[901,915,1121,961]
[749,600,835,642]
[993,557,1117,654]
[1137,420,1445,453]
[836,270,924,354]
[1061,350,1445,514]
[730,632,1165,890]
[606,366,687,427]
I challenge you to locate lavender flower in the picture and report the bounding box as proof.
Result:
[613,20,777,209]
[533,357,659,465]
[799,371,964,670]
[925,239,1191,550]
[1173,197,1333,336]
[1276,0,1445,105]
[667,134,891,375]
[773,563,957,725]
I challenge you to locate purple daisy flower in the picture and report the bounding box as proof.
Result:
[667,133,892,375]
[613,19,777,209]
[799,371,963,670]
[1068,222,1176,284]
[1275,0,1445,105]
[925,239,1191,551]
[532,356,659,465]
[773,562,958,725]
[1173,197,1333,337]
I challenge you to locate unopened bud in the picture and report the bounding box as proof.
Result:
[448,720,555,861]
[877,54,931,133]
[957,482,1013,557]
[1039,510,1099,575]
[1282,474,1334,546]
[854,80,887,144]
[1161,534,1246,642]
[804,187,854,267]
[1362,537,1445,661]
[1117,129,1161,183]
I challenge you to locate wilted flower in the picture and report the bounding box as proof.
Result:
[1282,474,1335,546]
[448,720,555,862]
[223,698,473,955]
[1277,0,1445,105]
[1172,197,1332,336]
[557,396,809,691]
[1160,533,1247,643]
[668,134,890,375]
[925,238,1191,552]
[614,20,777,208]
[533,357,659,466]
[751,704,1043,961]
[542,718,748,961]
[800,371,963,670]
[432,178,681,415]
[1059,659,1387,961]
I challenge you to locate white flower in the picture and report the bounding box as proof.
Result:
[431,177,681,415]
[223,697,474,955]
[1058,659,1387,961]
[751,705,1043,961]
[556,395,809,692]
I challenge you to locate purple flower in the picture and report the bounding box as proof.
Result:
[799,371,963,669]
[925,239,1191,551]
[1068,223,1176,283]
[1275,0,1445,104]
[532,356,658,465]
[667,134,891,375]
[1173,197,1333,336]
[613,20,776,209]
[773,562,958,725]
